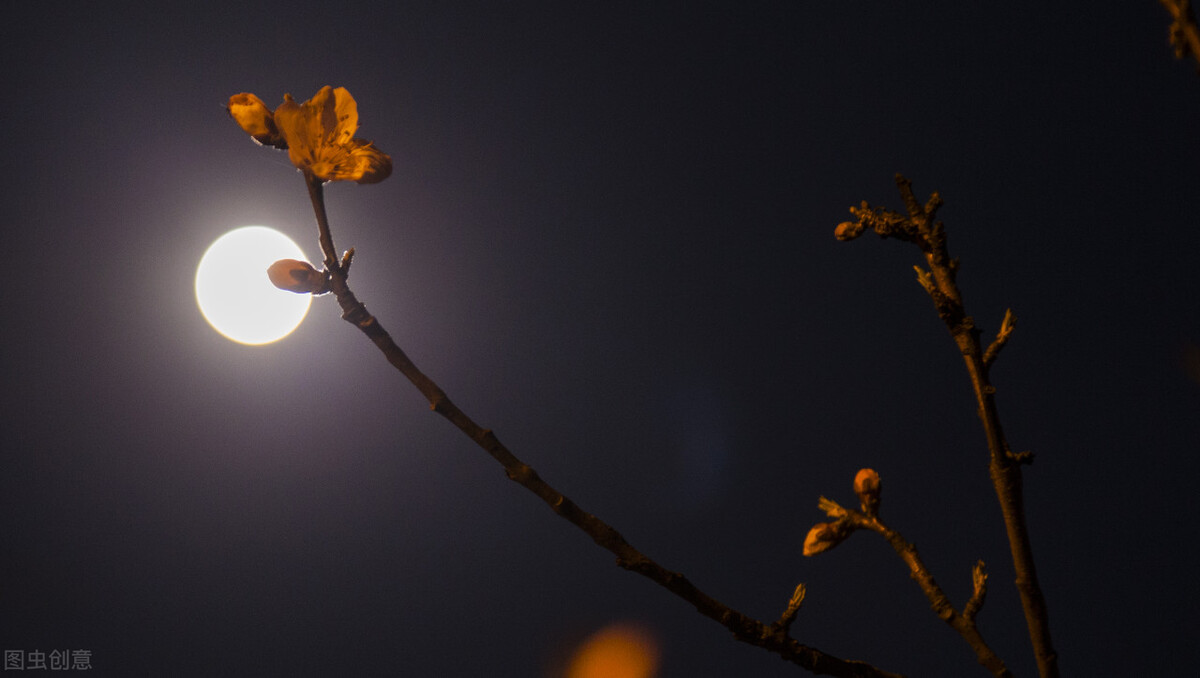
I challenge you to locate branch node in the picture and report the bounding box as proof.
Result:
[340,303,373,327]
[429,393,448,413]
[504,462,536,485]
[895,174,922,220]
[1006,448,1035,465]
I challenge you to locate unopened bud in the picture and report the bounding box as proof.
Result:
[853,468,881,516]
[834,221,864,241]
[267,259,329,294]
[228,93,287,149]
[802,520,852,556]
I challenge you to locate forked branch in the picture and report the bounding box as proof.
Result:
[836,176,1058,678]
[805,473,1009,677]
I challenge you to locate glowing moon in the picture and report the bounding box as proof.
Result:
[195,226,313,345]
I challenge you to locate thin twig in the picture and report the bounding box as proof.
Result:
[301,171,904,678]
[982,309,1016,368]
[771,583,808,638]
[816,498,1009,677]
[963,560,989,624]
[305,177,342,275]
[836,176,1058,678]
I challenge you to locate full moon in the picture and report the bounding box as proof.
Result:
[195,226,313,345]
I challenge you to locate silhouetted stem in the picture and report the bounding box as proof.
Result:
[305,176,341,274]
[301,174,903,678]
[895,176,1057,678]
[840,176,1058,677]
[823,499,1009,677]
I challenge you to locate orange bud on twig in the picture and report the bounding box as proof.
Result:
[854,468,881,517]
[268,259,330,295]
[802,520,853,556]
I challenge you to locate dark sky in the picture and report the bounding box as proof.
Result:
[3,2,1199,676]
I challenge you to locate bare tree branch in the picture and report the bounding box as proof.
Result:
[835,176,1059,678]
[809,486,1009,677]
[300,172,904,678]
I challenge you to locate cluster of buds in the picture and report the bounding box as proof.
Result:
[802,468,882,556]
[834,202,909,242]
[268,259,331,295]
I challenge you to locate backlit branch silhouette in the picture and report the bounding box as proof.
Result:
[218,12,1200,670]
[225,83,1076,678]
[803,470,1007,676]
[833,176,1058,678]
[228,85,902,678]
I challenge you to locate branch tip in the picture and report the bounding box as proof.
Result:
[925,191,944,220]
[964,560,989,622]
[914,265,935,295]
[774,582,807,634]
[788,582,807,610]
[983,308,1017,367]
[817,495,846,518]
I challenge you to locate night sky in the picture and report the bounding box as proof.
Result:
[3,2,1199,676]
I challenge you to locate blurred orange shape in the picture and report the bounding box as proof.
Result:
[565,622,660,678]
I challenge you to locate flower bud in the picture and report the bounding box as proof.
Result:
[802,520,852,556]
[853,468,881,516]
[267,259,328,294]
[834,221,864,241]
[228,93,287,149]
